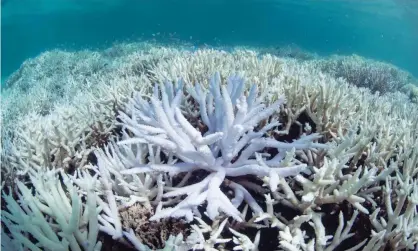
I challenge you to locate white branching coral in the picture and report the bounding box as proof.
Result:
[1,169,102,251]
[277,210,369,251]
[117,72,328,222]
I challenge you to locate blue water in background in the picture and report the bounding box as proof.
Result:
[2,0,418,83]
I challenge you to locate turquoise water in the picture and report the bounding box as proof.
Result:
[2,0,418,83]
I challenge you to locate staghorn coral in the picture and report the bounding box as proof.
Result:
[117,72,328,222]
[1,169,102,251]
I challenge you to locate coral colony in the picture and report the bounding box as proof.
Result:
[1,43,418,251]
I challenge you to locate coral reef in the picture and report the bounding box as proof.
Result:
[1,42,418,251]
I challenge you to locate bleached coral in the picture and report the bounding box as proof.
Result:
[2,43,418,251]
[314,54,415,94]
[1,169,101,251]
[1,42,184,179]
[117,72,327,222]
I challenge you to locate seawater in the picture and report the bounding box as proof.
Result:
[1,0,418,83]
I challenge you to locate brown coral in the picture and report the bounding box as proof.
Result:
[120,204,189,250]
